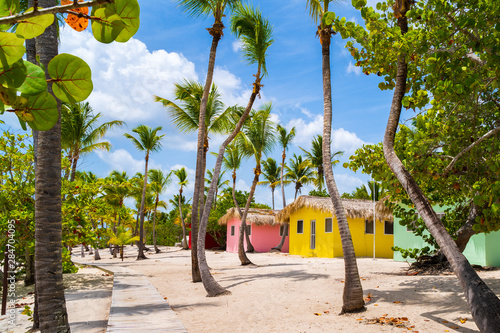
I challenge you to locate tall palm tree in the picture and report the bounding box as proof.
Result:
[103,171,131,231]
[197,3,274,296]
[34,0,70,330]
[124,125,164,260]
[174,167,190,250]
[307,0,365,312]
[258,157,281,210]
[174,0,240,283]
[148,169,172,253]
[273,125,295,251]
[236,104,276,264]
[383,1,500,329]
[61,102,124,181]
[205,168,229,209]
[300,135,343,191]
[220,143,244,214]
[285,154,315,200]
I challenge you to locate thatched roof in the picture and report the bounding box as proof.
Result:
[218,207,280,226]
[276,196,393,223]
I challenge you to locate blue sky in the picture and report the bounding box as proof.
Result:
[1,0,411,209]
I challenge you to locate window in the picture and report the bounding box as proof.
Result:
[230,225,235,236]
[280,225,289,237]
[365,219,374,234]
[246,224,251,236]
[325,218,333,233]
[310,220,316,249]
[297,220,304,234]
[384,221,394,235]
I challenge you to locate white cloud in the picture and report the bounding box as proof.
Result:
[163,135,198,152]
[96,149,144,175]
[333,173,365,195]
[286,114,323,147]
[232,40,243,52]
[59,28,198,124]
[332,128,367,155]
[346,61,362,75]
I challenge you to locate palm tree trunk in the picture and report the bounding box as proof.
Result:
[271,187,275,210]
[320,26,364,313]
[197,78,262,296]
[179,192,189,250]
[34,2,71,329]
[273,151,288,251]
[94,248,101,260]
[382,15,500,332]
[137,154,149,260]
[153,197,160,253]
[69,154,78,182]
[190,20,223,285]
[238,170,260,264]
[232,175,243,215]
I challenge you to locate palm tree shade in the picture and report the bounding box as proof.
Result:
[307,0,365,312]
[197,3,274,297]
[61,102,124,182]
[124,125,164,260]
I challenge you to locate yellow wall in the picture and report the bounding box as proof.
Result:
[289,207,393,258]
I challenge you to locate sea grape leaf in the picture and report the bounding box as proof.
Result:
[114,0,140,42]
[48,53,93,103]
[0,32,25,68]
[23,91,58,131]
[62,0,89,32]
[91,7,125,44]
[0,59,26,88]
[0,0,20,31]
[16,8,54,39]
[0,84,17,105]
[18,60,46,95]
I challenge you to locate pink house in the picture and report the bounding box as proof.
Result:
[219,208,289,253]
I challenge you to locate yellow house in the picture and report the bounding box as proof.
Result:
[277,196,394,258]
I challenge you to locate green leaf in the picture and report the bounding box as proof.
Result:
[426,57,437,66]
[48,53,93,103]
[352,0,367,10]
[0,32,25,69]
[18,61,47,95]
[0,84,17,105]
[0,0,20,31]
[0,59,26,88]
[16,9,54,39]
[91,8,125,44]
[23,91,58,131]
[114,0,140,42]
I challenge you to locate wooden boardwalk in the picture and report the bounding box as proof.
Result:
[73,259,187,333]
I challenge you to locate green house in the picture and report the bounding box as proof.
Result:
[393,208,500,267]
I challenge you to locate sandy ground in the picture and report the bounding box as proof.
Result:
[0,265,112,333]
[78,246,499,333]
[2,246,499,332]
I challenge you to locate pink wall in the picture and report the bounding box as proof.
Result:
[226,218,289,253]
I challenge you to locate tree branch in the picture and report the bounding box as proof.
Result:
[0,0,112,25]
[444,125,500,176]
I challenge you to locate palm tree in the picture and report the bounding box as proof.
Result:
[61,102,124,181]
[272,125,295,251]
[34,1,70,329]
[174,167,190,250]
[383,2,500,329]
[197,3,274,296]
[205,168,229,209]
[124,125,164,260]
[285,154,315,200]
[220,143,244,214]
[173,0,240,283]
[236,104,276,264]
[300,135,343,191]
[258,157,281,210]
[108,226,140,261]
[307,0,365,312]
[103,171,131,231]
[148,169,172,253]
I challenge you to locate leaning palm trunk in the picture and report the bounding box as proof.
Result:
[34,2,71,330]
[320,26,365,313]
[238,169,260,265]
[383,13,500,332]
[190,17,225,284]
[137,155,150,260]
[69,153,79,182]
[197,76,262,296]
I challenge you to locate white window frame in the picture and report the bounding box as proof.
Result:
[246,224,251,236]
[384,220,394,235]
[325,217,333,233]
[297,220,304,234]
[365,219,374,234]
[230,225,235,236]
[310,220,316,249]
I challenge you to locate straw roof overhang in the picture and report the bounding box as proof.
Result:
[218,207,280,226]
[276,195,393,224]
